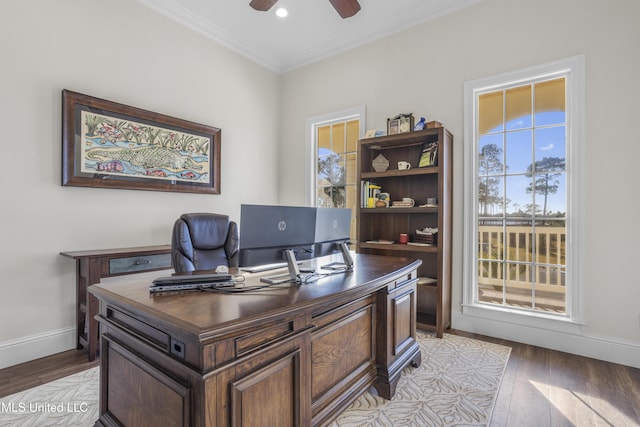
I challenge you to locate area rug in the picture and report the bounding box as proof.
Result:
[0,332,510,427]
[328,332,511,427]
[0,366,99,426]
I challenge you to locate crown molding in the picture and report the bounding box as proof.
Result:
[136,0,283,71]
[282,0,483,72]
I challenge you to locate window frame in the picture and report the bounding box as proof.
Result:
[305,106,365,207]
[463,56,585,330]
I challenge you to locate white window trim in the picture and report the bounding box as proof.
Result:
[305,106,366,206]
[462,55,586,332]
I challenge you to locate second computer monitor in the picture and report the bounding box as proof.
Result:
[314,207,352,257]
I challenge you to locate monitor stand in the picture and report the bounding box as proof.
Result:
[321,242,354,271]
[260,249,301,284]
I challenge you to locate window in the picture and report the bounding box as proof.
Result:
[463,56,584,324]
[306,107,365,244]
[316,120,358,209]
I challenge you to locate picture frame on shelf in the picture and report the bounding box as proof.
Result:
[61,89,221,194]
[398,114,414,133]
[387,118,399,135]
[387,113,414,135]
[418,141,438,167]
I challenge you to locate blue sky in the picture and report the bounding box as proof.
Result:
[478,112,566,215]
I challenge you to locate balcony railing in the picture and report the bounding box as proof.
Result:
[477,225,566,311]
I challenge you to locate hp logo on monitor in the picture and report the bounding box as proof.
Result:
[278,220,287,232]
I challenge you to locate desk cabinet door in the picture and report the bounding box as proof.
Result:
[387,279,417,358]
[213,332,311,427]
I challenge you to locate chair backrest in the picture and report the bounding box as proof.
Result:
[171,213,239,273]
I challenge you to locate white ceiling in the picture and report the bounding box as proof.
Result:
[136,0,482,73]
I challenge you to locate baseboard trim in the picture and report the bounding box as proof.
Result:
[452,311,640,369]
[0,327,77,369]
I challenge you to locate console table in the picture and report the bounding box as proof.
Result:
[60,245,172,361]
[89,253,421,427]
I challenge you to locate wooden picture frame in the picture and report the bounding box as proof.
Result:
[62,89,221,194]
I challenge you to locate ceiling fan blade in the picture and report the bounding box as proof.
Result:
[328,0,361,18]
[249,0,278,12]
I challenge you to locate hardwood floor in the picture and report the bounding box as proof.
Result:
[1,330,639,426]
[0,349,98,399]
[451,330,640,427]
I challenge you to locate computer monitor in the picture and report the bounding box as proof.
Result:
[239,204,316,268]
[240,204,354,282]
[313,207,352,257]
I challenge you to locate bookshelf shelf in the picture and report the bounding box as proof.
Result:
[360,206,439,214]
[360,167,438,179]
[359,242,438,253]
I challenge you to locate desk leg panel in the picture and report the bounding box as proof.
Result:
[374,278,421,400]
[99,336,192,427]
[310,301,377,426]
[79,257,105,361]
[75,260,86,351]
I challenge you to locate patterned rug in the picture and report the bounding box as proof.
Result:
[329,332,511,426]
[0,367,99,426]
[0,333,510,427]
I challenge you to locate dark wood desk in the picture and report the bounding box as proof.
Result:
[60,245,172,361]
[89,253,422,427]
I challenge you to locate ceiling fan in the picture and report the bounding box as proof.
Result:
[249,0,361,19]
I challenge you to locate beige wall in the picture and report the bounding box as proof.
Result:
[0,0,280,366]
[279,0,640,365]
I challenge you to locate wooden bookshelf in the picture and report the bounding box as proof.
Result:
[356,128,452,337]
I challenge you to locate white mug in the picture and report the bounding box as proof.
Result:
[398,161,411,170]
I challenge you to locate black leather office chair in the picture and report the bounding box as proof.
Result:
[171,213,239,273]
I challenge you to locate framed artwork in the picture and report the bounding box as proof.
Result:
[62,90,221,194]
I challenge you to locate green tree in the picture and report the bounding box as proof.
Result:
[317,154,345,208]
[525,156,565,215]
[478,144,504,215]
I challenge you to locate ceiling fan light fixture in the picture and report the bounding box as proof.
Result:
[249,0,360,19]
[275,7,288,18]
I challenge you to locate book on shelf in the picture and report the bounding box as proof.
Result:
[361,181,381,208]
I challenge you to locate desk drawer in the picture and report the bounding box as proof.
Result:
[109,253,172,275]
